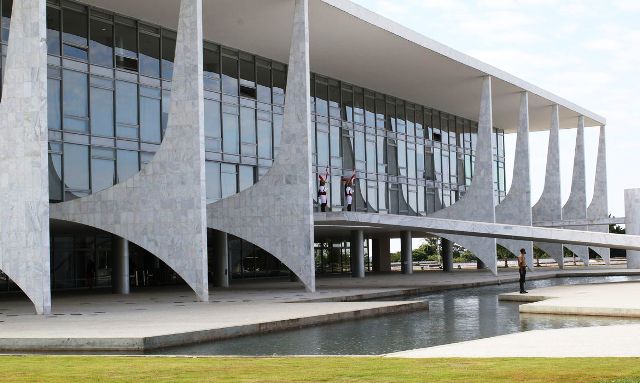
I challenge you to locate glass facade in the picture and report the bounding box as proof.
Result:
[0,0,507,285]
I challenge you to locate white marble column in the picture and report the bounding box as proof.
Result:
[430,76,498,275]
[587,126,610,264]
[495,92,534,270]
[563,116,590,266]
[51,0,209,301]
[625,189,640,269]
[0,0,51,315]
[532,105,564,268]
[206,0,316,291]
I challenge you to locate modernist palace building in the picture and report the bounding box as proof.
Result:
[0,0,638,315]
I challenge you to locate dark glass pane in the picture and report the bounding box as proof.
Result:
[2,0,12,42]
[140,95,161,143]
[240,107,256,144]
[139,33,160,78]
[89,19,113,67]
[91,158,114,192]
[256,64,271,103]
[115,23,137,71]
[62,9,88,60]
[223,112,239,154]
[63,70,88,117]
[90,86,114,136]
[222,55,238,96]
[116,81,138,125]
[203,46,220,90]
[272,67,286,105]
[204,99,221,139]
[205,161,221,203]
[49,153,63,201]
[161,32,176,80]
[238,165,254,192]
[116,149,139,183]
[47,7,61,55]
[48,79,61,130]
[63,143,89,190]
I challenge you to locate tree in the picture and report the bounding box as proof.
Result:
[497,245,514,268]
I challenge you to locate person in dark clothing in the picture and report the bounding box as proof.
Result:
[517,248,528,294]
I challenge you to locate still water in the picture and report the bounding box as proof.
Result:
[152,276,640,356]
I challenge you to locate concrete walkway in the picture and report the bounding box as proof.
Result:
[500,281,640,317]
[0,267,638,352]
[387,324,640,357]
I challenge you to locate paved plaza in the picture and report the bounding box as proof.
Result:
[0,267,638,352]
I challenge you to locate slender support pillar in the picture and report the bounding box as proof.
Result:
[588,125,610,264]
[532,104,564,268]
[350,230,365,278]
[372,237,391,272]
[563,116,590,266]
[441,238,453,272]
[495,92,534,270]
[0,0,51,315]
[206,0,316,291]
[430,76,498,275]
[50,0,210,302]
[212,230,229,288]
[625,189,640,269]
[401,231,413,275]
[112,237,130,294]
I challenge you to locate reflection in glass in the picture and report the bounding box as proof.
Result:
[91,158,115,192]
[63,144,89,191]
[63,70,88,118]
[48,79,61,130]
[221,164,237,198]
[115,23,138,71]
[117,150,139,183]
[139,32,160,78]
[140,94,161,143]
[47,7,61,55]
[90,19,113,67]
[162,31,176,80]
[116,81,138,125]
[205,161,221,203]
[90,86,114,136]
[62,8,88,60]
[222,112,239,155]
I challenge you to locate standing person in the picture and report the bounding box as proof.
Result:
[518,248,528,294]
[342,171,356,211]
[318,167,329,212]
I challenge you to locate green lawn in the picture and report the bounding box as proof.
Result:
[2,356,640,383]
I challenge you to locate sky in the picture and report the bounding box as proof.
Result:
[348,0,640,251]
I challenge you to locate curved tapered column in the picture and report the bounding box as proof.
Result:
[430,76,497,274]
[532,104,564,268]
[51,0,209,301]
[562,116,590,266]
[587,126,610,264]
[495,92,534,270]
[0,0,50,315]
[206,0,316,291]
[625,189,640,269]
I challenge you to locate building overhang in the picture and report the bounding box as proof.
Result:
[77,0,606,133]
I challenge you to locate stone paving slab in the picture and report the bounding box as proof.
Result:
[500,281,640,317]
[387,324,640,358]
